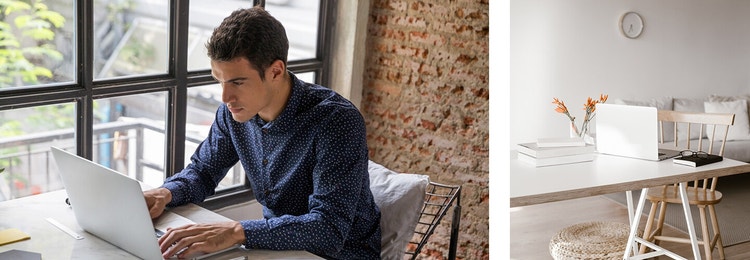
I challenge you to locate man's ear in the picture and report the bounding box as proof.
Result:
[267,60,285,80]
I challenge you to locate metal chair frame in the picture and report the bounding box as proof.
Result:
[404,181,462,260]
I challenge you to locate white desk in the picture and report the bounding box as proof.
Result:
[0,190,322,259]
[510,151,750,260]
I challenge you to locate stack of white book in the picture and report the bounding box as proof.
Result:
[516,137,596,167]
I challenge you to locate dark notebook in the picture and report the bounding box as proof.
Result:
[673,154,723,167]
[0,250,42,260]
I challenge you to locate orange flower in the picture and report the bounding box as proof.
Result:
[552,94,608,138]
[552,98,569,114]
[585,97,596,110]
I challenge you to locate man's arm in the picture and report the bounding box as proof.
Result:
[162,105,240,207]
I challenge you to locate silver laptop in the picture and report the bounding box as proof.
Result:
[595,103,681,161]
[50,147,238,259]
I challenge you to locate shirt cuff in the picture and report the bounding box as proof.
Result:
[239,219,269,249]
[161,181,187,207]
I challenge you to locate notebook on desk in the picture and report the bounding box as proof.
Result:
[595,103,681,161]
[50,147,239,260]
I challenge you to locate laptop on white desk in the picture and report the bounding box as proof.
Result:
[50,147,239,259]
[595,103,681,161]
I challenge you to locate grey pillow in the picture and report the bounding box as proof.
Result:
[673,98,708,140]
[368,160,428,260]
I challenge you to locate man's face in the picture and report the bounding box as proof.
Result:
[211,57,272,123]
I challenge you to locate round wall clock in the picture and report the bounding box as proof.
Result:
[619,12,644,39]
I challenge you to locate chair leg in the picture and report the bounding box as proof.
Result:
[653,200,668,246]
[640,200,659,254]
[708,205,725,260]
[698,206,712,260]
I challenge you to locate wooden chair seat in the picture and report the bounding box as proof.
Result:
[646,187,723,205]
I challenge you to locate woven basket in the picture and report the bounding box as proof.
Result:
[549,221,634,260]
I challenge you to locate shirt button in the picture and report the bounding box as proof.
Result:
[262,159,268,165]
[262,129,268,134]
[264,189,270,196]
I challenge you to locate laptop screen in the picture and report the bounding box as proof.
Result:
[595,103,661,160]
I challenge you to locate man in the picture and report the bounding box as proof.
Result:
[143,6,381,259]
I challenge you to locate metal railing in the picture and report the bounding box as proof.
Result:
[0,119,242,201]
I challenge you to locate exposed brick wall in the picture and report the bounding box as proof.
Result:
[362,0,489,259]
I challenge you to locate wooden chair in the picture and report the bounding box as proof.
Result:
[639,110,735,260]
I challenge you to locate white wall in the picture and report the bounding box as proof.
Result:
[510,0,750,146]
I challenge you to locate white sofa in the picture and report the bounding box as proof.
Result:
[611,94,750,163]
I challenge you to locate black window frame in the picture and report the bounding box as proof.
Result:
[0,0,336,208]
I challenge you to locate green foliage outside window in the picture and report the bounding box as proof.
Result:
[0,0,65,88]
[0,1,69,193]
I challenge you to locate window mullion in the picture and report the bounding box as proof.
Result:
[77,0,95,159]
[165,0,190,177]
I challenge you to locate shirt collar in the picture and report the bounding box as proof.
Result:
[254,72,304,130]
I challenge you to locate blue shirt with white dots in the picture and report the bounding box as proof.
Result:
[162,73,382,259]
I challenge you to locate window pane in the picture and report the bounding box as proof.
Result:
[187,1,320,71]
[95,0,170,79]
[0,1,75,90]
[265,1,319,61]
[187,2,249,71]
[295,72,315,83]
[0,103,76,200]
[186,84,245,190]
[92,92,167,189]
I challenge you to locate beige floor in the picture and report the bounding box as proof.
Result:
[510,194,750,259]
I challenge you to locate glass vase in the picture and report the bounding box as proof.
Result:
[570,123,594,144]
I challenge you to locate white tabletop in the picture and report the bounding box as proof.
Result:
[0,190,322,259]
[510,151,750,207]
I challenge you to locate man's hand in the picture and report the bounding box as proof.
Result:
[158,221,246,259]
[144,188,172,219]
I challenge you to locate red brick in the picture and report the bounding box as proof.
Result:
[364,0,488,258]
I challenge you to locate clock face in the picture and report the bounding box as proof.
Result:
[620,12,643,39]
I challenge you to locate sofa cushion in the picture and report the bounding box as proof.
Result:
[368,160,428,259]
[709,94,750,125]
[612,97,675,141]
[674,97,708,140]
[704,100,750,141]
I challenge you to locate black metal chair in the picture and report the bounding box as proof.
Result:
[404,181,462,260]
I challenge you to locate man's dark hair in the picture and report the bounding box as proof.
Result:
[206,6,289,80]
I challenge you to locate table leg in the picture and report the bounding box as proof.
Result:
[678,182,701,260]
[625,191,638,254]
[623,188,649,259]
[622,185,701,260]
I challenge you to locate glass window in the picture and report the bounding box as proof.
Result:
[0,0,331,202]
[187,2,250,71]
[186,84,245,191]
[95,0,170,79]
[0,103,76,200]
[0,1,74,90]
[294,72,315,83]
[187,0,320,71]
[265,0,320,61]
[92,93,167,188]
